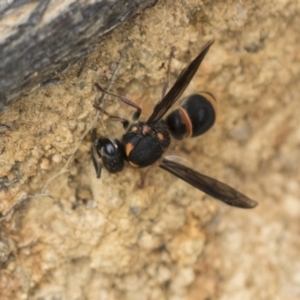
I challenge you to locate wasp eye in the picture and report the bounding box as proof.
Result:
[104,142,117,156]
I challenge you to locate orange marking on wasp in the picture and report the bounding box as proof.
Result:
[131,126,138,132]
[125,143,134,157]
[129,161,140,168]
[178,107,193,138]
[157,132,165,140]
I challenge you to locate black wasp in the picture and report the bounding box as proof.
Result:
[92,40,258,209]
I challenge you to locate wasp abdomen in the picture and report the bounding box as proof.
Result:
[166,93,217,140]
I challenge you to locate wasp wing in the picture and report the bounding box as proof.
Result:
[160,156,258,209]
[147,40,214,124]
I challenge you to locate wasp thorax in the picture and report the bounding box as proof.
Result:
[122,121,171,168]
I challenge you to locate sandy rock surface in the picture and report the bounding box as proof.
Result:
[0,0,299,299]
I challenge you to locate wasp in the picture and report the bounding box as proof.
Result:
[92,41,258,209]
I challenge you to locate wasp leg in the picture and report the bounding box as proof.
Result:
[93,104,129,129]
[94,83,141,120]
